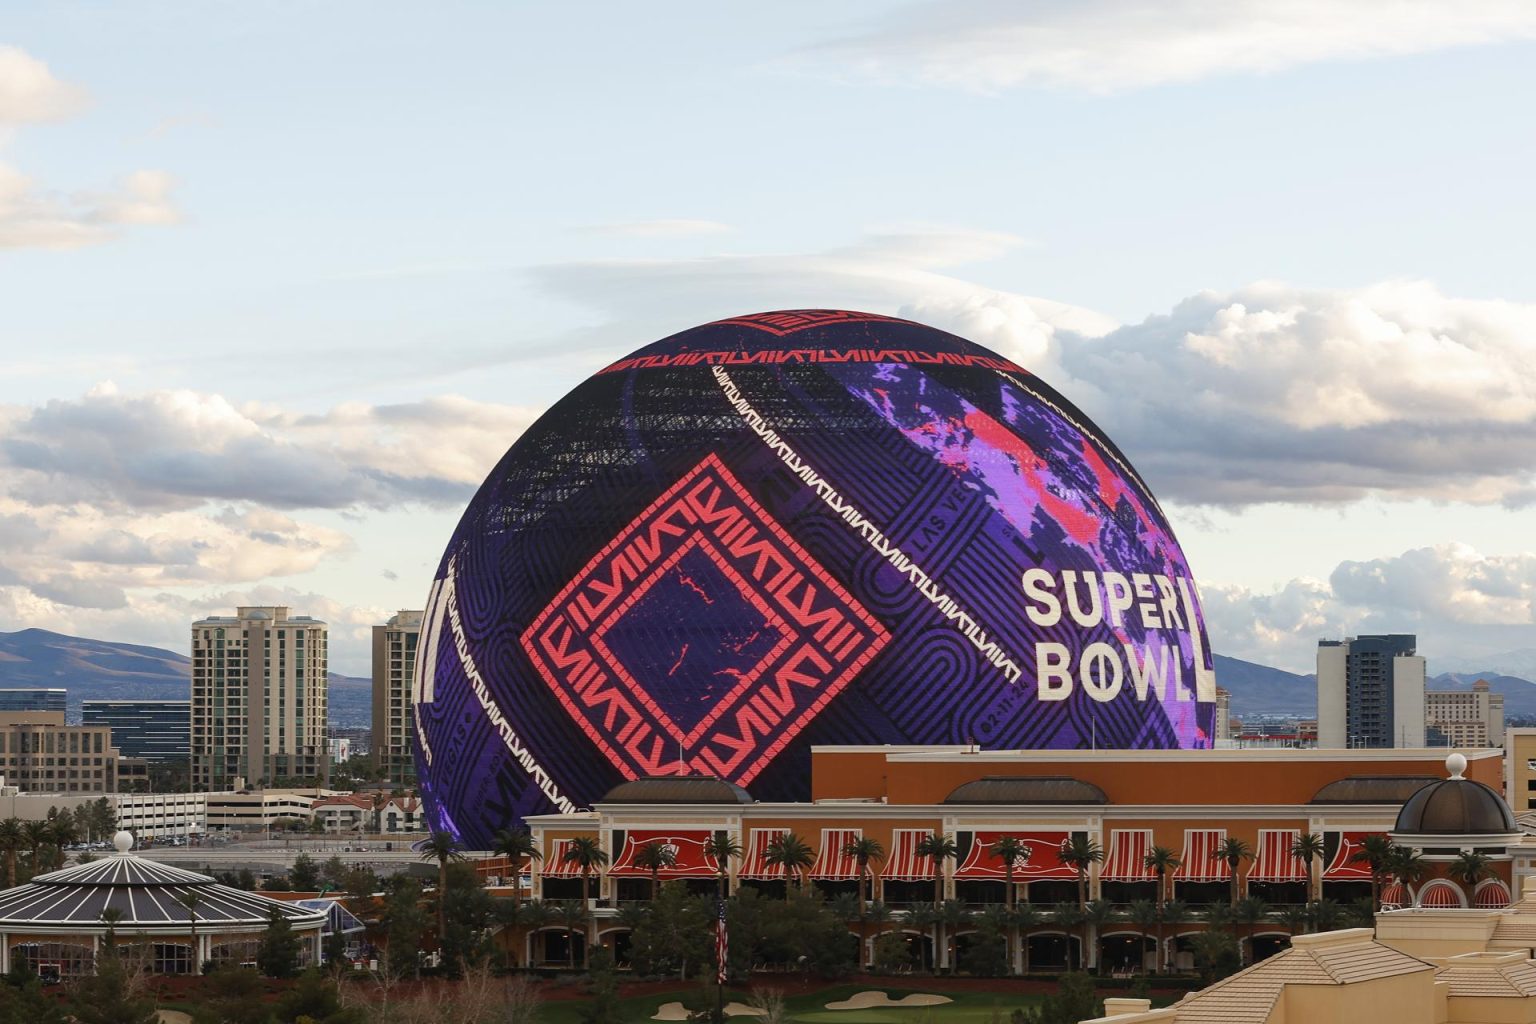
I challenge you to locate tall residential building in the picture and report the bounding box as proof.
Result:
[0,712,119,793]
[1214,687,1233,744]
[190,607,328,789]
[1317,634,1425,749]
[0,690,67,714]
[1425,680,1505,749]
[81,700,190,762]
[371,610,422,785]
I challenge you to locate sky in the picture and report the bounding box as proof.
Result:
[1,2,1535,678]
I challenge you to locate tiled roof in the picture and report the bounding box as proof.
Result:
[1436,960,1536,998]
[1172,932,1430,1024]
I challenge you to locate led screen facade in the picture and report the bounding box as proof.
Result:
[415,310,1217,844]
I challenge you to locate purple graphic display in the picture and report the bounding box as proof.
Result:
[414,310,1217,844]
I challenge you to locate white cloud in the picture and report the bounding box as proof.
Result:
[0,164,181,249]
[798,0,1536,93]
[0,387,537,511]
[1204,543,1536,671]
[1058,280,1536,507]
[0,45,86,124]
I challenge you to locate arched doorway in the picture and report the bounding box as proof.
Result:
[596,927,633,967]
[1251,932,1289,963]
[1027,931,1079,971]
[1098,932,1154,974]
[534,927,586,967]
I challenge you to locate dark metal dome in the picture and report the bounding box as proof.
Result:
[600,776,754,805]
[0,833,326,930]
[944,776,1109,805]
[1394,775,1517,836]
[1310,776,1438,805]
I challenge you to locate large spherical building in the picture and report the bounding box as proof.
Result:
[416,310,1217,844]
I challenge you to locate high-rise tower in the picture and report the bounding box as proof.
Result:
[372,610,422,785]
[1317,634,1425,748]
[191,607,328,789]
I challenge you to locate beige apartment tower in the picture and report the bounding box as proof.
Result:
[191,607,328,789]
[372,610,422,785]
[0,712,120,793]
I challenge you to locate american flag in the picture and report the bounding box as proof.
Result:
[715,898,728,984]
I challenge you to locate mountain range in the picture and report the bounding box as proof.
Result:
[1,627,1532,730]
[0,628,371,729]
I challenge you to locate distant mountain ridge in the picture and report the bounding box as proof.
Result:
[1209,654,1536,720]
[0,628,371,729]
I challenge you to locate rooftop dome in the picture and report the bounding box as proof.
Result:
[0,831,327,931]
[1392,753,1518,839]
[944,776,1109,805]
[600,776,753,805]
[1310,776,1438,805]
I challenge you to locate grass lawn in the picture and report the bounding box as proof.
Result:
[540,984,1047,1024]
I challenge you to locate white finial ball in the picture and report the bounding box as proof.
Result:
[112,830,134,853]
[1447,752,1467,780]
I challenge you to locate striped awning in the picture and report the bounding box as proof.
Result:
[739,828,787,880]
[955,831,1075,880]
[1249,829,1307,882]
[1380,881,1406,906]
[608,830,719,878]
[544,839,584,878]
[1102,830,1155,881]
[1420,882,1463,908]
[1474,881,1511,909]
[809,829,862,880]
[885,829,937,882]
[1173,829,1230,882]
[1323,832,1380,881]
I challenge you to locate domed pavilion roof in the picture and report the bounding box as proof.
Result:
[0,832,327,931]
[1391,754,1520,843]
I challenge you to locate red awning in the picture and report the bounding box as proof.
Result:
[739,828,787,880]
[1249,829,1307,882]
[1102,830,1155,881]
[544,839,584,878]
[884,829,937,882]
[1475,881,1511,909]
[1323,832,1381,881]
[608,830,720,878]
[1380,881,1406,906]
[955,831,1075,880]
[1173,830,1230,882]
[1419,882,1463,908]
[809,829,862,880]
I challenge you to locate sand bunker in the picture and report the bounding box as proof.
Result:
[157,1013,193,1024]
[825,991,954,1010]
[653,1001,767,1020]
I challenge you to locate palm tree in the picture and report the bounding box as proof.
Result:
[489,828,540,910]
[939,899,972,973]
[1309,898,1341,933]
[100,907,125,951]
[178,891,202,973]
[1233,896,1270,964]
[905,901,939,972]
[843,835,885,967]
[1351,835,1393,909]
[1013,902,1040,975]
[764,832,814,899]
[417,830,466,944]
[1211,837,1253,908]
[21,819,49,880]
[1128,900,1159,974]
[1277,904,1309,941]
[633,840,677,901]
[561,835,609,968]
[1142,844,1180,971]
[988,836,1029,974]
[1291,833,1325,903]
[916,833,958,968]
[0,818,22,888]
[1082,899,1117,973]
[1448,851,1493,905]
[704,831,742,901]
[1160,900,1189,973]
[1060,835,1104,914]
[555,899,586,971]
[1050,902,1086,970]
[44,816,75,871]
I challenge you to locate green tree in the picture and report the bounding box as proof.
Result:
[561,835,608,968]
[289,853,321,892]
[916,832,958,968]
[578,946,624,1024]
[0,818,23,888]
[418,830,467,943]
[704,831,742,901]
[1060,835,1104,969]
[843,835,884,967]
[190,966,272,1024]
[1128,900,1159,973]
[764,832,815,898]
[1388,845,1429,896]
[490,827,541,910]
[319,855,348,892]
[1309,898,1341,933]
[1191,928,1241,986]
[1160,900,1189,973]
[1143,845,1181,971]
[99,907,125,951]
[257,907,301,979]
[1448,851,1493,904]
[67,954,158,1024]
[274,968,365,1024]
[1350,834,1393,909]
[0,972,66,1024]
[1082,899,1117,974]
[1211,836,1253,908]
[177,891,203,973]
[1030,971,1101,1024]
[384,878,427,978]
[554,899,588,972]
[21,820,48,881]
[1291,832,1325,903]
[988,835,1029,975]
[634,839,679,901]
[1233,896,1270,965]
